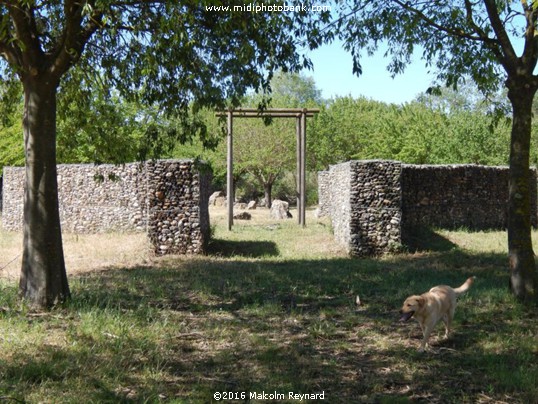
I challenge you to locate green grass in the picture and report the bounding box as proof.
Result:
[0,210,537,403]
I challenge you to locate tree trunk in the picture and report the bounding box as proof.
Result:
[264,182,273,209]
[506,79,538,302]
[19,77,70,308]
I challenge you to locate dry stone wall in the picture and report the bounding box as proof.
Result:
[320,160,402,256]
[324,162,353,250]
[316,170,331,218]
[319,161,538,257]
[2,160,211,255]
[401,164,537,230]
[350,161,403,256]
[146,160,211,255]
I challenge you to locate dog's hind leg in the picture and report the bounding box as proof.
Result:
[444,305,456,338]
[441,314,450,339]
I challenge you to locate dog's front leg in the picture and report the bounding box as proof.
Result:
[419,323,433,352]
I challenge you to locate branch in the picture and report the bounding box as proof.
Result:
[464,0,489,40]
[520,1,538,73]
[6,2,42,71]
[0,10,21,68]
[392,0,497,44]
[0,39,20,68]
[49,1,103,80]
[483,0,519,74]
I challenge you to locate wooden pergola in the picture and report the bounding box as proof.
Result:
[216,108,320,230]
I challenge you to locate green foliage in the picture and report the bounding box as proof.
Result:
[308,88,514,170]
[0,83,183,169]
[0,1,331,157]
[0,81,24,174]
[0,115,24,175]
[57,89,147,164]
[170,71,325,203]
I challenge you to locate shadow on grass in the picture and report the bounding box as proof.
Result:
[404,225,459,252]
[207,238,279,258]
[1,239,536,402]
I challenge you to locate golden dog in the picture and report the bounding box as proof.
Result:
[399,277,475,352]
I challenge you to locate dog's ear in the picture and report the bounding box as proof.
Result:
[416,296,426,307]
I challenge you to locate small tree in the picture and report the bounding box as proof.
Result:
[234,117,296,208]
[205,72,323,208]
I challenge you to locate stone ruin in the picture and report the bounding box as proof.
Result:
[5,158,531,258]
[318,160,538,257]
[1,159,211,255]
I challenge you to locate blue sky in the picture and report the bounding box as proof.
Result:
[306,40,436,105]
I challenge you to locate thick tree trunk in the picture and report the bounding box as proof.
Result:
[507,80,538,302]
[19,78,70,308]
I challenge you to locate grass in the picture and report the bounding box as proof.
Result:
[0,207,537,403]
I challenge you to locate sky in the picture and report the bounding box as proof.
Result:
[306,40,436,105]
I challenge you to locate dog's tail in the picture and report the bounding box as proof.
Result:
[453,276,476,296]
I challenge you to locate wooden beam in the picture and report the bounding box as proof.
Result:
[226,110,234,231]
[296,116,302,225]
[300,110,307,227]
[216,108,320,118]
[216,107,320,228]
[216,112,316,118]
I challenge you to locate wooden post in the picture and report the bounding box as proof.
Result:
[300,110,307,227]
[227,110,234,231]
[296,115,302,225]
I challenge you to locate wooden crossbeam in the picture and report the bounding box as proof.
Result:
[216,108,319,118]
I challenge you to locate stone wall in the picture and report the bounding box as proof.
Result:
[324,162,353,251]
[401,164,537,230]
[146,160,211,255]
[320,160,402,256]
[319,161,538,256]
[349,161,402,256]
[1,160,211,255]
[316,170,331,218]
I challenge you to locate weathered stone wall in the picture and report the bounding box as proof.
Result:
[324,162,353,252]
[317,170,331,218]
[401,164,537,231]
[1,160,211,255]
[349,161,402,256]
[147,160,211,255]
[2,167,27,230]
[320,161,402,256]
[319,161,538,256]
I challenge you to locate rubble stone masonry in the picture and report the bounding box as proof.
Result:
[319,161,537,256]
[2,160,211,255]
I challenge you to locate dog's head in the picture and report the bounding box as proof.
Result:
[399,295,425,322]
